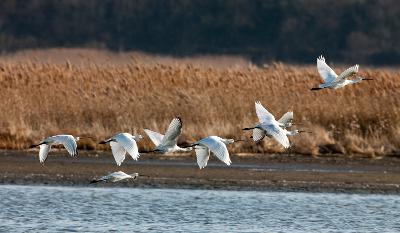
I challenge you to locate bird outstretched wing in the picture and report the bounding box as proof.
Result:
[198,136,231,166]
[160,117,182,147]
[252,128,266,143]
[52,135,78,157]
[144,129,164,147]
[110,141,126,166]
[194,145,210,169]
[278,111,293,128]
[263,124,290,148]
[317,55,338,83]
[334,64,359,83]
[114,133,140,160]
[255,101,275,123]
[39,144,51,164]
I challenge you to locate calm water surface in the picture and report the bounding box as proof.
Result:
[0,185,399,232]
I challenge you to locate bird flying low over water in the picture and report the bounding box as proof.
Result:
[29,135,81,164]
[311,55,372,90]
[144,117,192,153]
[99,133,143,166]
[185,136,243,169]
[243,101,291,148]
[90,171,138,183]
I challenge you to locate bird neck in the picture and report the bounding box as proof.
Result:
[133,135,144,141]
[221,139,235,145]
[351,77,363,84]
[177,146,192,152]
[286,130,299,136]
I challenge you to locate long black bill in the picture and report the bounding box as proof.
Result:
[140,149,162,153]
[80,136,96,140]
[299,130,312,134]
[234,139,248,142]
[29,143,43,148]
[242,127,255,131]
[291,123,303,126]
[98,140,107,144]
[89,179,101,184]
[310,87,323,91]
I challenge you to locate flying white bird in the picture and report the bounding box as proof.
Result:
[247,111,293,141]
[29,135,81,164]
[278,111,294,129]
[99,133,143,166]
[185,136,242,169]
[251,128,310,143]
[311,55,372,90]
[249,111,310,142]
[90,171,139,183]
[144,117,192,153]
[243,101,291,148]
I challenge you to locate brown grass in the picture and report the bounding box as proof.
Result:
[0,49,399,156]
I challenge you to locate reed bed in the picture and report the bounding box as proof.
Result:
[0,50,399,156]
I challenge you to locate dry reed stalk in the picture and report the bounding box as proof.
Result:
[0,50,399,156]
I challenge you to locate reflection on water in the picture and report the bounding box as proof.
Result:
[0,185,399,232]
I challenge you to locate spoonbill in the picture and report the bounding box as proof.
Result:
[99,133,143,166]
[144,117,192,153]
[311,55,372,90]
[251,128,311,143]
[243,101,290,148]
[90,171,139,183]
[29,135,81,164]
[185,136,243,169]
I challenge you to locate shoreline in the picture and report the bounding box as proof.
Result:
[1,150,400,194]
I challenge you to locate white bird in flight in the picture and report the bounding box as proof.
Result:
[247,110,310,143]
[311,55,372,90]
[90,171,139,183]
[99,133,143,166]
[185,136,242,169]
[29,135,81,164]
[243,101,291,148]
[250,128,310,143]
[144,117,192,153]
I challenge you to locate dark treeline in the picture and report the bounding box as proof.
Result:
[0,0,399,64]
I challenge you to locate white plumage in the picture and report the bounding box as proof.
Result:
[191,136,234,169]
[90,171,138,183]
[278,111,294,129]
[30,135,80,164]
[244,101,290,148]
[144,117,192,153]
[100,133,143,166]
[312,55,371,90]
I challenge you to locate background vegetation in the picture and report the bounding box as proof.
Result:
[0,49,399,156]
[0,0,400,64]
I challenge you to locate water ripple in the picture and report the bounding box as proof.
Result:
[0,185,399,232]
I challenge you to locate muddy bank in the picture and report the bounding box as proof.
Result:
[1,150,400,194]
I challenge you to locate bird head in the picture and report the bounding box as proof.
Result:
[134,135,144,141]
[221,139,235,145]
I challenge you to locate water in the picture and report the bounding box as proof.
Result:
[1,185,399,233]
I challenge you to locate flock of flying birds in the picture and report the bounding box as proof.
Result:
[29,55,372,183]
